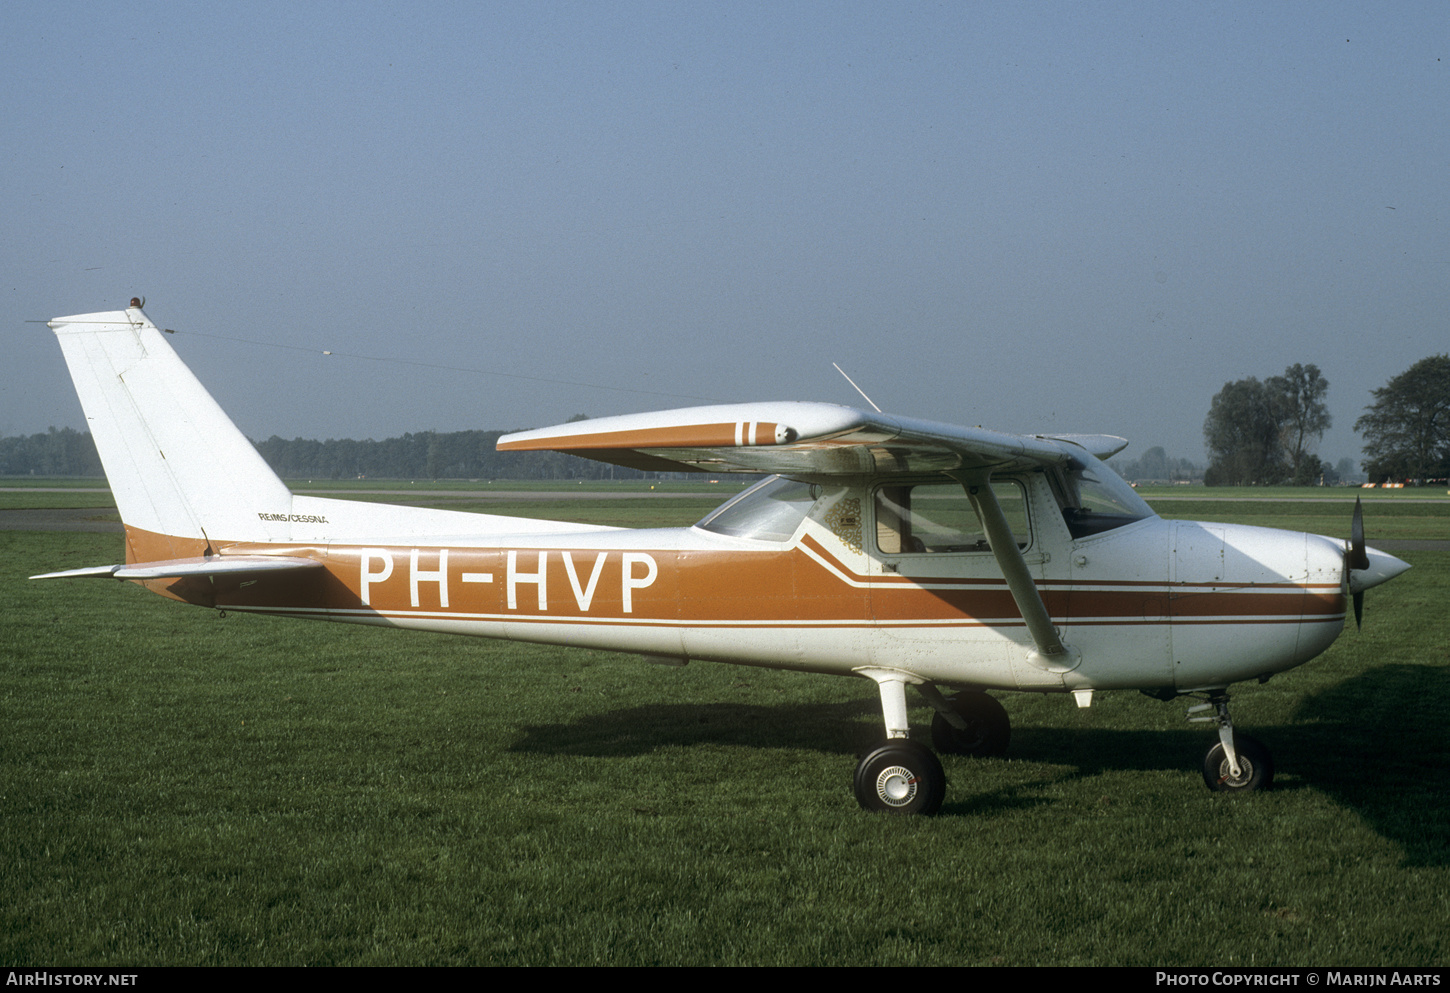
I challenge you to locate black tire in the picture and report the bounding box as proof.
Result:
[1202,733,1274,792]
[930,692,1010,757]
[853,741,946,815]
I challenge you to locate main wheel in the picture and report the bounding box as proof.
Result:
[930,692,1010,757]
[853,741,946,815]
[1202,733,1274,792]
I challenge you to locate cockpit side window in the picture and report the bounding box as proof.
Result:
[695,475,820,541]
[874,480,1030,553]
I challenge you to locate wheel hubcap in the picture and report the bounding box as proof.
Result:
[876,765,918,806]
[1220,756,1253,787]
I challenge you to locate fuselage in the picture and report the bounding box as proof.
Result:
[129,467,1356,697]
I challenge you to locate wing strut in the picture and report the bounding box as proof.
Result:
[950,471,1080,673]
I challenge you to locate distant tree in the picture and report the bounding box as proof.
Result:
[1335,456,1358,484]
[1203,364,1332,486]
[1203,378,1287,486]
[1308,456,1337,486]
[1355,355,1450,482]
[0,427,103,476]
[1266,364,1331,484]
[1110,446,1203,483]
[1137,446,1170,481]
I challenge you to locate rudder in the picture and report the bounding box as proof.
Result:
[49,304,296,547]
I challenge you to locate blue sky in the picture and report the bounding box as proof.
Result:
[6,1,1447,469]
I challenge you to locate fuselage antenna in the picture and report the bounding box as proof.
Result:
[832,362,883,413]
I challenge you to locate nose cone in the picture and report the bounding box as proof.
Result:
[1349,546,1411,594]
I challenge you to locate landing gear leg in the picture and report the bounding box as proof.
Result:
[851,671,946,815]
[1189,690,1274,792]
[919,683,1011,757]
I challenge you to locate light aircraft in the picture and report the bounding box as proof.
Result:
[33,302,1411,814]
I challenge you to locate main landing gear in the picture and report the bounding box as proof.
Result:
[852,675,1276,811]
[1188,690,1274,792]
[930,690,1011,757]
[853,740,946,815]
[852,672,1012,815]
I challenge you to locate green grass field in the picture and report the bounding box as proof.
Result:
[2,491,1447,965]
[6,477,1449,535]
[1144,498,1450,542]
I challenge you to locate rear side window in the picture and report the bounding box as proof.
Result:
[696,475,819,541]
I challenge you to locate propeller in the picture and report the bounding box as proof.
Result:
[1342,505,1411,628]
[1345,497,1370,628]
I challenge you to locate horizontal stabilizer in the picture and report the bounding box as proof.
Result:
[31,555,325,581]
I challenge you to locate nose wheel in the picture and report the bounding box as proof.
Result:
[1189,691,1275,792]
[1202,733,1273,791]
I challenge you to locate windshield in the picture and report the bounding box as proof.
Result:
[696,475,819,541]
[1050,455,1155,539]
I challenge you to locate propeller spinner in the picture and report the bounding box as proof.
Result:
[1344,496,1411,628]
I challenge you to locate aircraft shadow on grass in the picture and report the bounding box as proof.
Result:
[511,696,883,758]
[1286,663,1450,868]
[510,665,1449,863]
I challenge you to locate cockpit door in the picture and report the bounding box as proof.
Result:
[866,478,1040,685]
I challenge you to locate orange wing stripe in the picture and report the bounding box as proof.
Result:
[498,422,781,451]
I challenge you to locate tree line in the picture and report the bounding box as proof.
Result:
[1109,446,1202,484]
[0,427,104,477]
[251,428,669,480]
[1203,356,1450,486]
[8,357,1447,484]
[0,424,673,481]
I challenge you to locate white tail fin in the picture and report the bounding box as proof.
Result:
[49,306,295,544]
[48,304,619,551]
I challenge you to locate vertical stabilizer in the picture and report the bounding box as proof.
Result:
[48,306,295,545]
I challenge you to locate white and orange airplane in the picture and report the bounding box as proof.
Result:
[33,303,1410,814]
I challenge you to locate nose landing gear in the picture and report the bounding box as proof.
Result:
[1189,690,1274,792]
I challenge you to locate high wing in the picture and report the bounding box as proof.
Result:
[497,402,1128,476]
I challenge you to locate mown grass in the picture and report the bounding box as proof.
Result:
[0,478,110,489]
[8,479,1450,537]
[1144,497,1450,542]
[3,527,1447,966]
[0,493,115,512]
[1135,484,1450,501]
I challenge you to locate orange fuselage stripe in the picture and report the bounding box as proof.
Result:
[124,526,1345,627]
